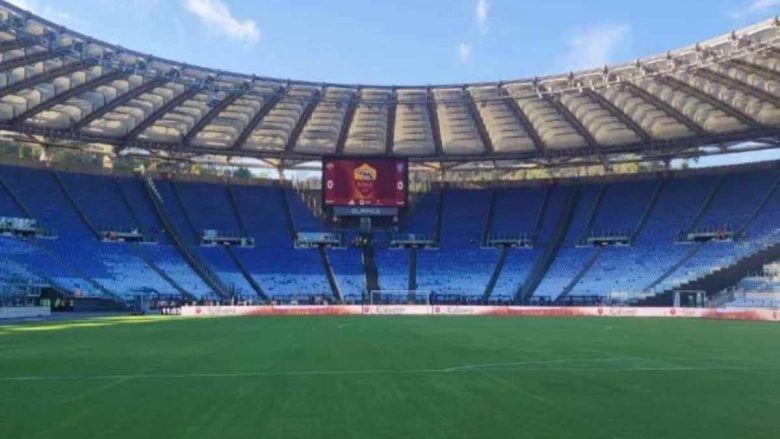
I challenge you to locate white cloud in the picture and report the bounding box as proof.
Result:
[458,42,473,63]
[6,0,85,28]
[728,0,780,19]
[475,0,491,33]
[558,23,631,71]
[180,0,260,45]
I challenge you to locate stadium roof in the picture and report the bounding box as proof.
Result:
[0,1,778,171]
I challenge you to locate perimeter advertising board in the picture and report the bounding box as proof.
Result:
[180,306,780,322]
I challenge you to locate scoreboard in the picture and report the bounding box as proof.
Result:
[323,158,407,214]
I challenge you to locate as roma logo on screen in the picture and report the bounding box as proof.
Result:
[352,163,378,203]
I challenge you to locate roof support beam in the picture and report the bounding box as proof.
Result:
[335,93,358,155]
[542,92,600,156]
[583,88,654,147]
[728,58,780,82]
[426,87,444,157]
[759,46,780,60]
[385,89,396,156]
[501,90,546,155]
[282,158,311,167]
[6,118,777,165]
[182,90,243,148]
[650,73,763,130]
[72,76,168,132]
[0,59,95,100]
[0,47,71,73]
[123,86,200,141]
[441,161,462,171]
[230,88,285,151]
[598,154,612,170]
[11,69,127,128]
[697,65,780,109]
[463,87,494,155]
[256,157,280,169]
[621,81,707,137]
[284,89,321,154]
[0,37,46,53]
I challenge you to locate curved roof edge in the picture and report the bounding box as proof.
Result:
[0,0,776,90]
[0,1,777,168]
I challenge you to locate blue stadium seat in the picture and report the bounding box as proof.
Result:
[0,164,778,306]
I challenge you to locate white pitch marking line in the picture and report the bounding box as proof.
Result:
[1,358,778,382]
[441,357,639,372]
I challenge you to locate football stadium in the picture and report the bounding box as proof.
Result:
[1,0,780,437]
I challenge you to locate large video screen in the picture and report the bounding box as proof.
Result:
[323,158,407,207]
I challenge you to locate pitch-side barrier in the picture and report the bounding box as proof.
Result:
[179,305,780,322]
[0,306,50,320]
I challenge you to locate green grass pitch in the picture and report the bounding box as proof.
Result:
[1,315,779,438]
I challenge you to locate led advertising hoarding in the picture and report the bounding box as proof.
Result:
[323,158,407,208]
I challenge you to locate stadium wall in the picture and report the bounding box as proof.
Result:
[180,305,780,322]
[0,306,50,320]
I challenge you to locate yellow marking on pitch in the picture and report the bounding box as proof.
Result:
[1,315,174,333]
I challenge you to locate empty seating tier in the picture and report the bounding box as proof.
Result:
[0,164,778,305]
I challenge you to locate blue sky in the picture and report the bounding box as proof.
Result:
[7,0,780,85]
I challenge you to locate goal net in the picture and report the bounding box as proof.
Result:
[673,290,707,308]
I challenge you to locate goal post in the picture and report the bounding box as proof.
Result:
[673,290,707,308]
[607,291,630,306]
